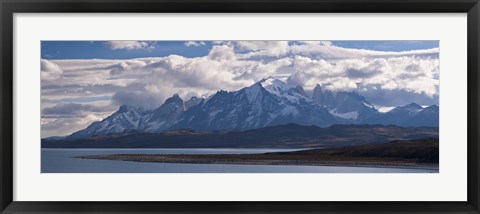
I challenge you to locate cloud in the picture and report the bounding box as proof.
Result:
[343,58,387,79]
[112,90,166,109]
[361,86,439,106]
[288,55,439,98]
[299,41,333,46]
[41,101,116,137]
[289,42,439,60]
[184,41,206,47]
[376,106,396,113]
[42,102,115,118]
[208,45,236,61]
[43,42,440,105]
[234,41,289,58]
[108,60,148,75]
[41,59,63,80]
[41,114,105,137]
[104,41,156,50]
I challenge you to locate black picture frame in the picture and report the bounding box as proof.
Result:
[1,0,479,213]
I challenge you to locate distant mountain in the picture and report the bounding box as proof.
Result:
[69,106,152,139]
[67,77,439,139]
[144,94,186,131]
[184,96,204,109]
[71,94,189,139]
[43,124,439,148]
[363,103,439,127]
[171,78,338,131]
[312,84,377,121]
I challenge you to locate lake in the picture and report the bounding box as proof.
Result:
[41,148,438,173]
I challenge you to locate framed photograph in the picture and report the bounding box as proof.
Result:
[1,0,479,213]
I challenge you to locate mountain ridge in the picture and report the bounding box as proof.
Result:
[42,123,439,148]
[66,77,439,139]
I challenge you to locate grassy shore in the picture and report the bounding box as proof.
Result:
[75,138,439,170]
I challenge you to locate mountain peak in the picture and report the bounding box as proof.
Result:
[389,102,423,114]
[422,105,439,113]
[256,77,297,97]
[165,93,183,104]
[313,84,333,94]
[185,96,204,109]
[118,105,130,112]
[402,102,423,110]
[295,85,307,97]
[118,105,145,113]
[259,76,285,86]
[312,84,336,108]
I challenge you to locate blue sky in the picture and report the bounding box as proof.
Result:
[41,40,439,137]
[42,41,438,60]
[42,41,211,59]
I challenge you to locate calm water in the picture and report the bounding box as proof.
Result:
[41,148,438,173]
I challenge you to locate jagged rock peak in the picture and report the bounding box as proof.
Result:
[165,93,183,104]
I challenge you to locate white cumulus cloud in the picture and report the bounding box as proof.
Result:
[41,59,64,80]
[104,41,156,50]
[184,41,206,47]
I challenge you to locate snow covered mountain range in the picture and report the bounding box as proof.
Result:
[69,77,439,138]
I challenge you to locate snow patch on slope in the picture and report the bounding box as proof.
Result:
[280,106,300,116]
[260,78,293,96]
[329,109,358,120]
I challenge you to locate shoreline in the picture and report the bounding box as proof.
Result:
[75,153,439,171]
[72,138,439,171]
